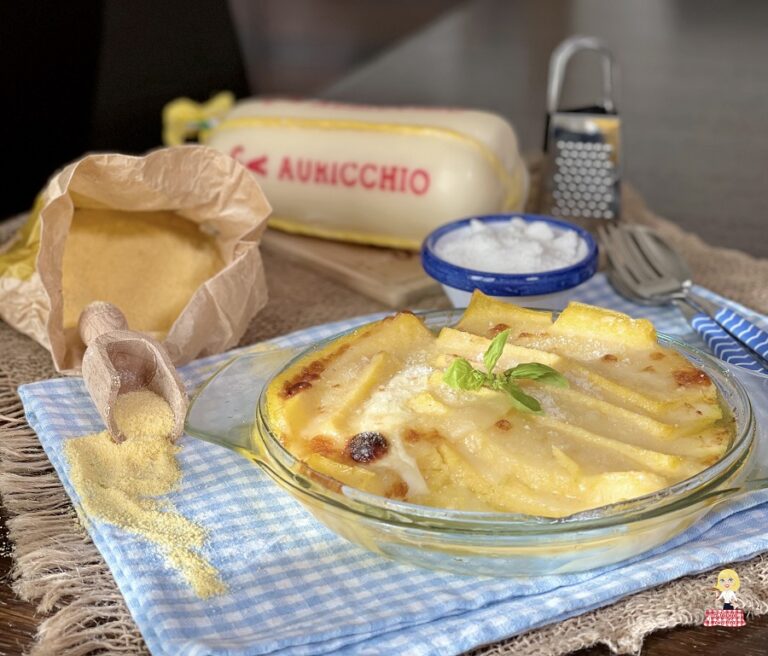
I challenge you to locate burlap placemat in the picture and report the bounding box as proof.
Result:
[1,182,767,656]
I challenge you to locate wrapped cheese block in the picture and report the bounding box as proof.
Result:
[164,95,528,249]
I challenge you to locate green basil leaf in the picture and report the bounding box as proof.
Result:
[483,328,511,375]
[443,358,486,390]
[488,374,506,391]
[505,362,568,388]
[500,380,542,413]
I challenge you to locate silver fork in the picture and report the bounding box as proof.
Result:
[598,223,768,373]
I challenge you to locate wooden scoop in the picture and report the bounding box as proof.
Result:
[78,302,188,443]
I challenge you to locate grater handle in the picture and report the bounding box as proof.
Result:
[547,35,617,115]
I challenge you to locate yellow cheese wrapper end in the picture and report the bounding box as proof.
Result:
[162,91,235,146]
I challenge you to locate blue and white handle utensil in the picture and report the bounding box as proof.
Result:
[680,303,768,376]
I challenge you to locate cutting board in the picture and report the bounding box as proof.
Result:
[261,229,442,307]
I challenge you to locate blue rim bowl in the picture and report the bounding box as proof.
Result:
[421,213,599,296]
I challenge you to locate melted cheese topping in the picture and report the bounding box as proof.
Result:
[265,294,733,517]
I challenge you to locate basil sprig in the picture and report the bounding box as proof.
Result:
[443,329,567,413]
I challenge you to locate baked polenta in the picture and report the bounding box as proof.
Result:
[265,292,732,517]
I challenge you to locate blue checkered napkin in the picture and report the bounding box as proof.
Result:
[18,274,768,656]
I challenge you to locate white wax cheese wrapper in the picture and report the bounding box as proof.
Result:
[164,96,529,250]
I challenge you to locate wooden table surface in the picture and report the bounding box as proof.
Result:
[3,1,768,654]
[1,503,37,654]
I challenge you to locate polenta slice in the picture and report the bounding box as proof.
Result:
[264,293,734,516]
[454,289,553,337]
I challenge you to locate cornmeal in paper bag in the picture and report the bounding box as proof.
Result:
[0,146,271,373]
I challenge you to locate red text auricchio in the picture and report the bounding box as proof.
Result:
[231,146,431,196]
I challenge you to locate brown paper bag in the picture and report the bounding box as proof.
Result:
[0,145,271,373]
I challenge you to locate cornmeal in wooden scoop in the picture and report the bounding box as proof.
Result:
[61,209,223,335]
[66,389,225,598]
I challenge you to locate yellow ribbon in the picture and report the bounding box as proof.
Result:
[162,91,235,146]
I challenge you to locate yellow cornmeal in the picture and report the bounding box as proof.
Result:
[61,209,224,334]
[112,390,178,441]
[65,389,226,598]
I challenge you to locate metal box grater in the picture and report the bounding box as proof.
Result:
[539,36,621,224]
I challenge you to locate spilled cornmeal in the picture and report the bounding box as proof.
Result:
[65,389,226,598]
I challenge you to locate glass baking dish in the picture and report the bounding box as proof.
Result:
[185,310,767,576]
